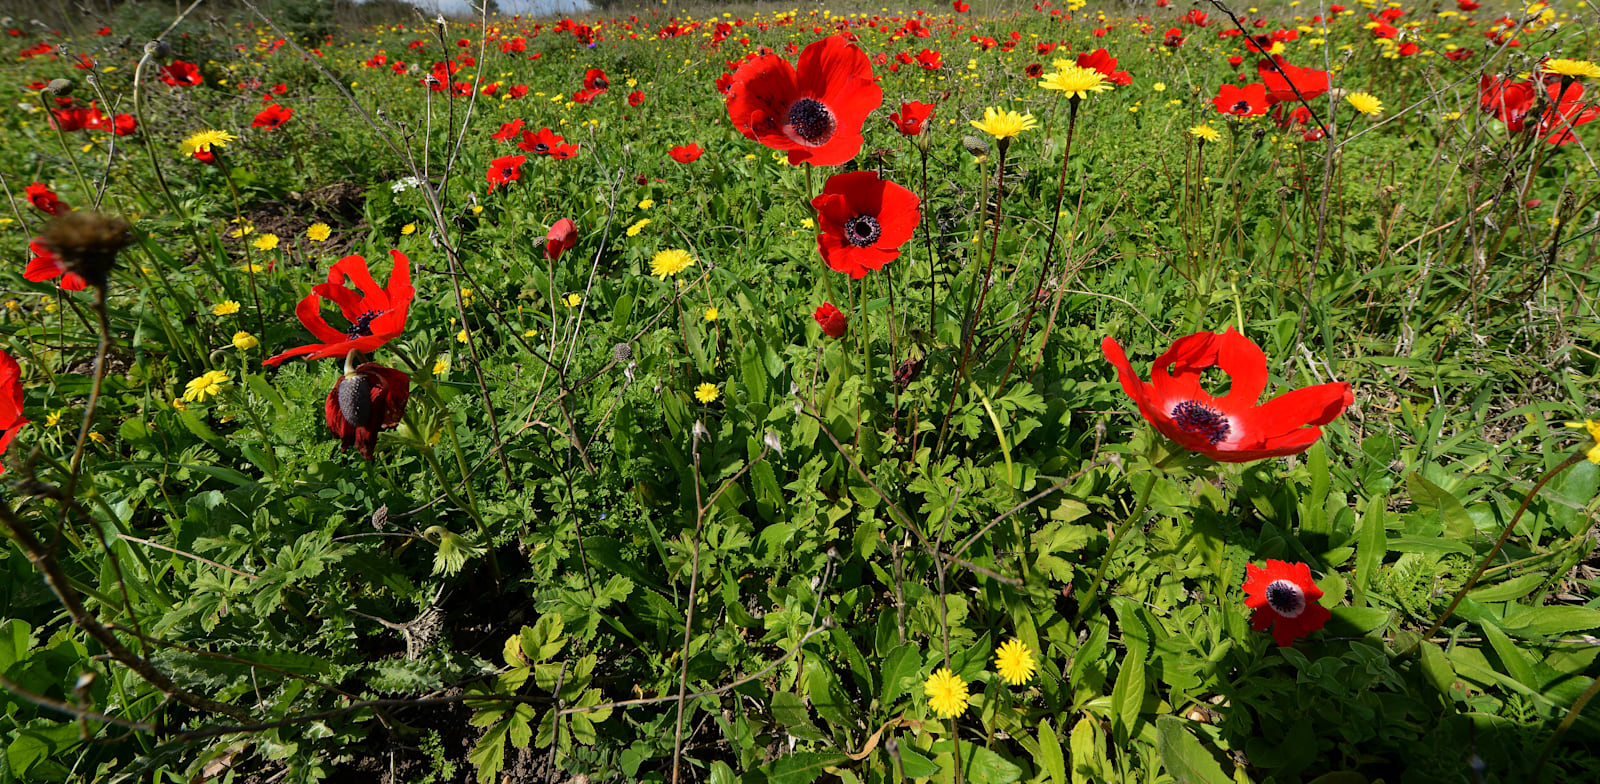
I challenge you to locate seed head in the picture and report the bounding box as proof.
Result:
[961,135,990,157]
[45,78,73,96]
[613,342,633,363]
[40,212,132,290]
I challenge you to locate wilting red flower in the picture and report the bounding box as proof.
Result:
[159,60,202,86]
[1101,327,1353,462]
[1242,560,1331,646]
[23,183,66,216]
[813,302,847,337]
[1213,83,1270,116]
[1258,57,1330,104]
[889,100,935,136]
[491,118,525,141]
[486,154,527,193]
[518,127,566,154]
[0,348,26,472]
[546,218,577,261]
[1479,74,1536,132]
[1537,79,1599,146]
[669,143,703,162]
[1076,48,1132,85]
[583,67,610,91]
[264,250,414,366]
[326,362,410,460]
[811,171,920,279]
[25,239,86,291]
[252,102,293,129]
[572,87,603,104]
[628,90,644,106]
[725,35,882,166]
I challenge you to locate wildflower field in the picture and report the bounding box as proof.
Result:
[3,0,1600,781]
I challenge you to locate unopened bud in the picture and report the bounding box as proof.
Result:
[39,212,132,290]
[45,78,73,96]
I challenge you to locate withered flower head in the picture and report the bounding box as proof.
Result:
[40,212,132,290]
[144,39,170,59]
[45,78,74,96]
[961,135,991,157]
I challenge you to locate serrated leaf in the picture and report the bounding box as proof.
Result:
[758,751,848,784]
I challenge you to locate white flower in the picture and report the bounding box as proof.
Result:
[391,176,421,193]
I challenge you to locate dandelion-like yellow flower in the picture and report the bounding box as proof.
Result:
[694,383,719,404]
[212,300,241,316]
[228,219,254,238]
[306,222,331,242]
[456,329,470,344]
[651,249,694,279]
[252,233,279,251]
[231,331,258,350]
[1565,419,1600,464]
[994,639,1038,685]
[433,355,450,375]
[637,198,654,210]
[1039,65,1111,100]
[970,106,1039,140]
[1544,58,1600,80]
[179,129,235,157]
[1346,92,1383,116]
[1153,82,1167,92]
[45,410,62,427]
[1190,124,1222,143]
[703,306,719,321]
[924,668,969,719]
[401,222,417,235]
[183,370,230,402]
[563,293,582,308]
[626,218,652,237]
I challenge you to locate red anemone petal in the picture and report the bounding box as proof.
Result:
[1209,327,1270,412]
[329,254,390,310]
[875,183,921,247]
[1246,381,1353,436]
[726,54,799,136]
[1216,426,1326,462]
[295,292,349,344]
[24,256,62,282]
[788,127,865,166]
[1149,332,1218,407]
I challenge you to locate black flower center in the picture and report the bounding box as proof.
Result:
[337,373,373,428]
[1265,579,1305,617]
[348,310,382,340]
[1232,100,1251,114]
[533,142,549,153]
[1170,400,1231,444]
[843,214,881,247]
[500,166,514,178]
[785,97,837,146]
[592,76,608,88]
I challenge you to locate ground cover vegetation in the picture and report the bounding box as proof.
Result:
[1,0,1599,781]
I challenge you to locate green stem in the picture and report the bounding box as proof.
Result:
[1075,469,1158,625]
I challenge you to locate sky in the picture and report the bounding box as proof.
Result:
[372,0,594,16]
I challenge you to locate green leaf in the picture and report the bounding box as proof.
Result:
[1156,716,1231,784]
[897,746,939,778]
[1111,641,1146,743]
[769,691,826,742]
[1500,605,1600,637]
[1482,623,1539,688]
[467,718,510,784]
[879,644,920,708]
[1069,716,1101,784]
[1406,471,1475,540]
[1468,573,1546,604]
[756,751,847,784]
[1354,494,1385,604]
[1037,718,1066,784]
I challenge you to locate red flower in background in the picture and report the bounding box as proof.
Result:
[953,1,970,11]
[1101,327,1353,462]
[49,106,96,132]
[813,302,847,337]
[628,90,644,106]
[159,60,202,86]
[1444,49,1474,61]
[1458,0,1481,9]
[518,127,565,154]
[252,102,293,129]
[811,171,920,279]
[1077,48,1132,85]
[1258,57,1330,104]
[0,349,26,473]
[1537,79,1599,146]
[326,362,410,460]
[264,250,414,366]
[25,239,86,291]
[1213,82,1270,116]
[669,143,703,162]
[1479,74,1536,132]
[572,87,603,104]
[1163,28,1186,47]
[492,118,525,141]
[583,68,610,91]
[546,218,577,261]
[889,100,935,136]
[23,183,66,216]
[725,35,882,166]
[547,143,580,159]
[1242,560,1331,646]
[486,154,527,193]
[915,48,943,69]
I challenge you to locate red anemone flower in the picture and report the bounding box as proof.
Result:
[889,100,935,136]
[326,362,410,460]
[915,48,943,69]
[813,302,847,337]
[1213,82,1271,116]
[491,118,525,141]
[1479,74,1536,132]
[1537,79,1599,146]
[669,143,703,162]
[1242,560,1331,646]
[547,143,580,159]
[1257,57,1329,104]
[49,106,96,132]
[1076,48,1132,85]
[264,250,414,366]
[25,239,87,291]
[546,218,577,261]
[0,348,26,472]
[518,127,566,154]
[1101,327,1353,462]
[158,60,202,86]
[628,90,644,106]
[724,34,882,166]
[810,170,920,279]
[251,102,293,129]
[23,183,66,216]
[486,154,527,193]
[1163,28,1186,47]
[583,67,610,91]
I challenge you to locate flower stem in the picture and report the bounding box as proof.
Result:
[1075,469,1157,626]
[1001,99,1080,388]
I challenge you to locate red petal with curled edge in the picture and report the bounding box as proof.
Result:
[725,53,799,140]
[796,35,880,128]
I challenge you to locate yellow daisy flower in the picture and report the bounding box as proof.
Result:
[924,668,970,719]
[211,300,241,316]
[694,382,719,404]
[970,106,1039,140]
[650,249,694,279]
[306,222,332,242]
[994,639,1037,685]
[183,370,230,402]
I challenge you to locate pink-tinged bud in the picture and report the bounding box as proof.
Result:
[546,218,577,261]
